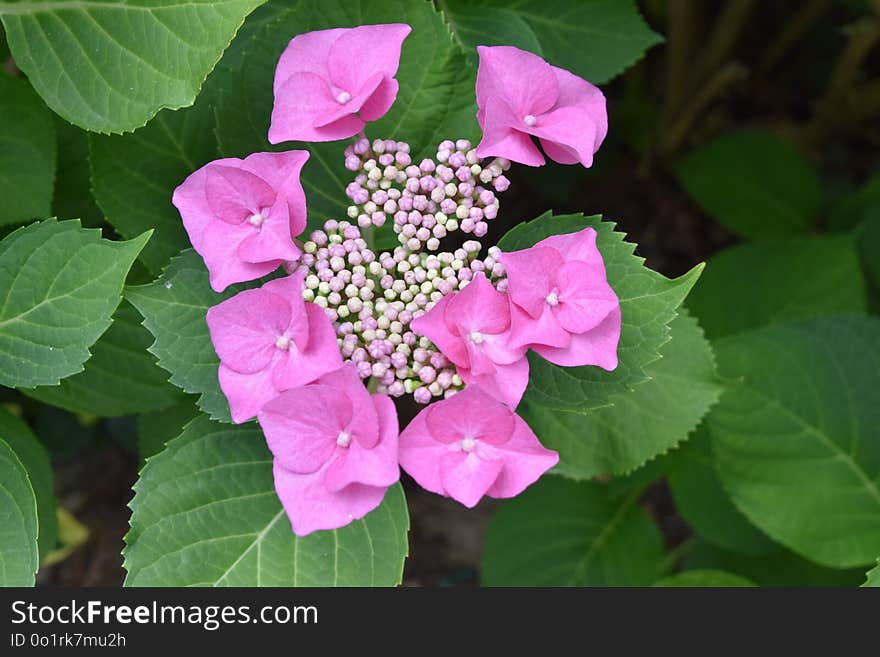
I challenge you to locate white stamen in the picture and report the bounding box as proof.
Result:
[461,436,476,452]
[248,212,264,227]
[469,331,484,344]
[275,335,291,351]
[546,291,559,306]
[336,91,352,104]
[523,114,537,127]
[337,431,352,447]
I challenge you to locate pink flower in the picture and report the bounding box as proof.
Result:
[173,151,309,292]
[206,272,342,423]
[411,273,528,408]
[269,24,412,144]
[474,46,607,168]
[500,227,621,369]
[258,364,400,536]
[398,386,557,508]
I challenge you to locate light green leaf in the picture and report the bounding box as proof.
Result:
[23,302,180,417]
[126,250,252,422]
[681,539,866,587]
[215,0,478,235]
[864,560,880,587]
[520,311,721,479]
[675,130,821,240]
[89,95,219,275]
[686,235,867,339]
[0,407,55,561]
[498,212,703,412]
[482,477,665,586]
[0,437,39,585]
[667,426,777,556]
[137,396,199,462]
[709,316,880,569]
[0,0,267,133]
[653,570,755,587]
[0,73,56,226]
[0,219,150,388]
[124,416,409,586]
[441,0,662,84]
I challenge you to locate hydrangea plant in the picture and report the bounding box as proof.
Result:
[1,0,877,589]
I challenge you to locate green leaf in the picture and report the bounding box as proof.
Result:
[681,539,866,587]
[675,130,821,240]
[653,570,755,587]
[482,477,665,586]
[864,560,880,587]
[89,94,219,276]
[0,0,267,134]
[498,212,703,412]
[857,213,880,294]
[23,302,180,417]
[215,0,478,234]
[0,436,39,585]
[52,118,102,226]
[137,396,199,462]
[124,415,409,586]
[441,0,662,84]
[126,250,251,422]
[520,310,721,479]
[0,219,150,388]
[709,316,880,569]
[686,235,867,340]
[828,171,880,232]
[667,426,777,556]
[0,73,56,227]
[0,407,55,561]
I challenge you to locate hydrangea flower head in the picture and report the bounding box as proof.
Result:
[206,272,342,423]
[173,150,309,292]
[269,24,412,144]
[258,364,400,536]
[500,227,621,368]
[398,386,558,508]
[474,46,607,168]
[410,272,528,407]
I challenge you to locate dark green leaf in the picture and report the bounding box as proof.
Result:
[0,436,38,585]
[653,570,755,587]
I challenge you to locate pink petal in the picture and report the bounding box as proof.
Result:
[236,195,301,264]
[439,451,504,508]
[204,164,276,225]
[201,222,282,292]
[271,302,343,390]
[460,356,530,409]
[508,301,571,351]
[446,273,511,335]
[553,65,608,152]
[486,416,559,499]
[398,410,447,496]
[476,101,545,166]
[499,246,564,317]
[359,76,399,121]
[240,151,310,239]
[533,306,621,369]
[262,273,310,351]
[206,288,291,374]
[555,260,619,334]
[313,72,384,129]
[218,362,281,424]
[526,105,600,168]
[535,226,603,264]
[318,364,380,449]
[273,28,346,93]
[323,394,400,492]
[258,384,351,473]
[411,295,469,367]
[273,460,388,537]
[476,45,558,121]
[425,385,516,445]
[269,72,365,144]
[327,23,411,98]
